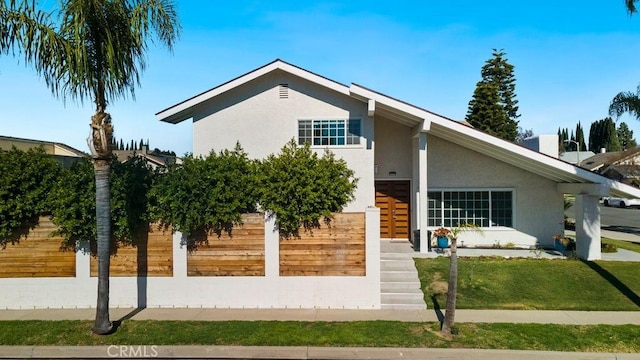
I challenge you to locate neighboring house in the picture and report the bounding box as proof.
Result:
[600,164,640,187]
[581,148,640,172]
[157,59,640,262]
[0,135,87,167]
[559,151,595,166]
[113,144,180,170]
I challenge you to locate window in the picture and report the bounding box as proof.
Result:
[427,190,513,228]
[298,119,361,146]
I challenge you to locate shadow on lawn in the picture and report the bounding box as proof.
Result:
[583,260,640,307]
[431,295,445,325]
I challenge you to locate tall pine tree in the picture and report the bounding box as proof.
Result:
[465,49,520,141]
[617,122,637,149]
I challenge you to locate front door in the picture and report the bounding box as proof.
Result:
[375,180,410,239]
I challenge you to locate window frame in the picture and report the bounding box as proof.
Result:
[297,118,362,147]
[427,188,515,229]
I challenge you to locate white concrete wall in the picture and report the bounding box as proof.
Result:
[426,135,564,248]
[191,69,374,212]
[0,210,381,310]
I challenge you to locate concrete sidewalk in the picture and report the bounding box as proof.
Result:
[2,307,640,325]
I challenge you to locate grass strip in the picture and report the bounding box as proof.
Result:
[602,238,640,253]
[0,320,638,352]
[416,257,640,311]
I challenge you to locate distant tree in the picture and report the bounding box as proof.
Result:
[139,138,145,150]
[575,122,586,151]
[617,122,637,149]
[152,148,177,157]
[589,118,622,152]
[515,127,534,145]
[465,49,520,141]
[119,139,125,151]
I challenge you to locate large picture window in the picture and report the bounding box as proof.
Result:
[298,119,361,146]
[427,190,513,228]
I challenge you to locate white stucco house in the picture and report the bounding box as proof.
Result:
[157,59,640,262]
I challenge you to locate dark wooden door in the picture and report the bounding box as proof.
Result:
[375,180,410,239]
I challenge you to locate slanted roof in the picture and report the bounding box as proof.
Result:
[156,59,640,199]
[582,148,640,171]
[0,135,86,157]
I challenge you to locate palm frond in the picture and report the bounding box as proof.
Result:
[609,85,640,120]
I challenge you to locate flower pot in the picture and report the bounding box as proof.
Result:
[554,239,566,252]
[437,236,449,249]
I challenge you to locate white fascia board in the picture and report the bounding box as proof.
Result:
[349,84,431,123]
[157,60,350,124]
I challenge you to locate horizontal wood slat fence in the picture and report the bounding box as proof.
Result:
[187,213,266,276]
[0,217,75,278]
[280,212,366,276]
[89,225,173,277]
[1,212,367,279]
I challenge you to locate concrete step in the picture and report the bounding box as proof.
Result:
[381,281,422,293]
[381,303,426,310]
[380,242,416,254]
[381,292,425,303]
[380,260,417,271]
[380,271,419,282]
[380,252,416,261]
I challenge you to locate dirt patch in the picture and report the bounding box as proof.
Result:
[428,272,448,295]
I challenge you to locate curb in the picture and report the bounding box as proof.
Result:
[1,346,639,359]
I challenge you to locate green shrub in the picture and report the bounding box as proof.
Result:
[0,147,62,247]
[50,156,154,253]
[257,139,358,239]
[149,144,258,250]
[601,242,618,253]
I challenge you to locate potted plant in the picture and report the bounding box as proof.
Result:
[433,227,451,249]
[553,234,575,252]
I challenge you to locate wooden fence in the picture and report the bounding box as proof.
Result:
[187,213,266,276]
[1,212,367,279]
[89,226,173,277]
[279,213,366,276]
[0,217,75,278]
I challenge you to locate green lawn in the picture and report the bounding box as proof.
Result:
[415,257,640,311]
[0,320,638,352]
[602,237,640,253]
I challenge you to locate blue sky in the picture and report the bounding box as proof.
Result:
[2,1,640,156]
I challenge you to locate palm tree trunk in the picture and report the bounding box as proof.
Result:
[92,158,112,335]
[441,237,458,338]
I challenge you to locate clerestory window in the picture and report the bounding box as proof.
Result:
[298,119,361,146]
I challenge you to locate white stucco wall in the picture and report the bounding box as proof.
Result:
[374,116,412,179]
[426,135,564,248]
[191,69,374,212]
[0,210,381,310]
